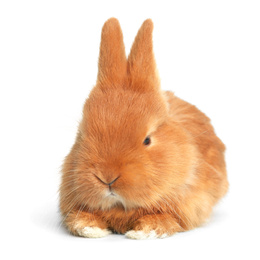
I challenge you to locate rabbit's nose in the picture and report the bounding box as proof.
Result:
[107,176,120,186]
[95,175,120,186]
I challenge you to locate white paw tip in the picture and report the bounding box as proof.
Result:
[125,230,168,239]
[160,233,168,239]
[77,227,111,238]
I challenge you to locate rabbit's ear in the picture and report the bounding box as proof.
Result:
[97,18,127,88]
[128,19,160,92]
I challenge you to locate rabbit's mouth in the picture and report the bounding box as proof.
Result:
[99,190,126,210]
[108,192,116,197]
[105,190,117,198]
[105,189,122,200]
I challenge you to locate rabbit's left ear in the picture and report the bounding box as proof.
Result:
[97,18,127,88]
[127,19,160,92]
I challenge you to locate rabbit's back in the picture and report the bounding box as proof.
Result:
[165,90,228,200]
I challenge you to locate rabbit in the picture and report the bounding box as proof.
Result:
[59,18,229,239]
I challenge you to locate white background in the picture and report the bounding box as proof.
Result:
[1,0,260,259]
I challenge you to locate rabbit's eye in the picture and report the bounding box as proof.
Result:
[143,136,151,146]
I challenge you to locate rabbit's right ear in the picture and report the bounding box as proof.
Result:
[97,18,127,88]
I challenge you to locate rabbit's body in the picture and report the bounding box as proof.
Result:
[60,18,228,239]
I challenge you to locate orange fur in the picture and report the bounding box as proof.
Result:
[59,18,229,239]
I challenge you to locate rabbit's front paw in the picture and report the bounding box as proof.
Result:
[76,226,111,238]
[125,230,168,239]
[64,210,111,238]
[125,214,183,239]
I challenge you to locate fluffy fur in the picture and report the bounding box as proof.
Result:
[59,18,229,239]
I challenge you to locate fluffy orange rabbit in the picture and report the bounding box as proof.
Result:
[59,18,229,239]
